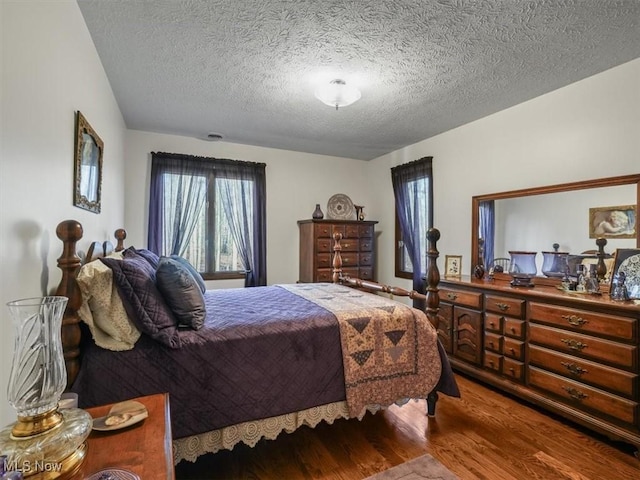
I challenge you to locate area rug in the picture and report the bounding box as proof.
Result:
[364,454,459,480]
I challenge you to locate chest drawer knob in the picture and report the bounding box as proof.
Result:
[496,303,509,311]
[560,362,588,376]
[562,386,588,401]
[562,314,588,327]
[561,339,588,351]
[446,292,458,301]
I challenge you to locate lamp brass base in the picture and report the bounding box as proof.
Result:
[11,408,64,439]
[20,442,87,479]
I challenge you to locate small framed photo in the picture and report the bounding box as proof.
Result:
[444,255,462,277]
[589,205,636,239]
[609,248,640,300]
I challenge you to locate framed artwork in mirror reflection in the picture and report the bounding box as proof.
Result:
[74,111,103,213]
[589,205,636,239]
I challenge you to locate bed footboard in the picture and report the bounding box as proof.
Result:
[333,227,441,329]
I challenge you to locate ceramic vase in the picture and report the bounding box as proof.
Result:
[312,204,324,219]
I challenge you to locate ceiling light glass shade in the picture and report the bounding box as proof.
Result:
[315,79,361,110]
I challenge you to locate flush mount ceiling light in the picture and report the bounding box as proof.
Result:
[314,79,361,110]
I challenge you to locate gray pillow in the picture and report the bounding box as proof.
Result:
[170,255,206,294]
[156,257,206,330]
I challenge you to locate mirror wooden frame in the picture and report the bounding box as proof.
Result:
[73,111,103,213]
[471,174,640,275]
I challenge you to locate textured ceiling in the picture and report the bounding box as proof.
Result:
[77,0,640,160]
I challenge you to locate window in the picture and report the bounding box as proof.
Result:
[391,157,433,286]
[149,152,267,286]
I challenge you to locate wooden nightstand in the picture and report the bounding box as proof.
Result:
[72,393,175,479]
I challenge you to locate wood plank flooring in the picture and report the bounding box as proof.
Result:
[174,374,639,479]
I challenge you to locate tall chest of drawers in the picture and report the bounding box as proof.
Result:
[439,276,640,453]
[298,219,377,283]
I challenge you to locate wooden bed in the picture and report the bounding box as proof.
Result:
[53,220,459,464]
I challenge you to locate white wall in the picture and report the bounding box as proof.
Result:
[368,58,640,289]
[0,1,126,425]
[124,131,373,286]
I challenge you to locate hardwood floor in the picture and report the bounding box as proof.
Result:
[174,374,639,479]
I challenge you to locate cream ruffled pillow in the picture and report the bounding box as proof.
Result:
[77,253,141,350]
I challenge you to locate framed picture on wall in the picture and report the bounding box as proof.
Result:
[444,255,462,277]
[589,205,636,239]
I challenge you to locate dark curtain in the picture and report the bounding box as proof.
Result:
[148,152,267,287]
[148,154,208,256]
[391,156,433,309]
[479,200,495,267]
[217,160,267,287]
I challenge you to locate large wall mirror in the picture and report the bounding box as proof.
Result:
[471,174,640,277]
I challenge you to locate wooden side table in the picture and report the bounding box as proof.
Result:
[72,393,175,479]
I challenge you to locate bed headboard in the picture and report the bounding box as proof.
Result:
[55,219,442,389]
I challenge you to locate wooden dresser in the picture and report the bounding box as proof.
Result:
[438,275,640,452]
[298,219,377,283]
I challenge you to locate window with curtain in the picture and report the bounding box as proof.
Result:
[148,152,267,286]
[391,157,433,307]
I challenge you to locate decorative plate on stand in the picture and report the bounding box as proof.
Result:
[327,194,355,220]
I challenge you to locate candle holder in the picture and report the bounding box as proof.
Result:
[0,296,92,478]
[508,251,538,287]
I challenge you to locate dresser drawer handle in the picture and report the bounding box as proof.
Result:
[488,341,494,348]
[561,362,588,376]
[446,293,458,301]
[560,339,587,351]
[562,314,588,327]
[496,303,509,311]
[509,367,515,375]
[562,386,588,401]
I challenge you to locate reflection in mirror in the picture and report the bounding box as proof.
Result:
[74,111,103,213]
[472,175,640,280]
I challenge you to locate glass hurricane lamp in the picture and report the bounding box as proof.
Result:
[0,296,92,478]
[508,251,538,287]
[541,251,569,278]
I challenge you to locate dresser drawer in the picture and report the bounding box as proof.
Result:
[484,313,502,333]
[359,252,373,266]
[345,224,360,238]
[529,367,638,425]
[503,318,525,339]
[485,294,525,318]
[503,337,524,361]
[503,358,524,382]
[359,267,373,280]
[484,350,502,373]
[315,224,334,238]
[359,224,374,237]
[359,238,373,252]
[530,302,637,341]
[439,288,482,309]
[529,345,637,399]
[317,238,332,253]
[339,238,359,252]
[529,323,637,370]
[317,253,331,268]
[316,269,332,282]
[340,253,358,267]
[484,332,502,353]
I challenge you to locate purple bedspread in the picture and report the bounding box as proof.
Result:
[71,285,459,439]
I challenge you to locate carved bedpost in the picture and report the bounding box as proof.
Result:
[332,232,343,283]
[425,228,441,330]
[595,237,608,282]
[55,220,83,389]
[114,228,127,252]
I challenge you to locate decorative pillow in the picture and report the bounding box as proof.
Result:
[170,255,206,294]
[123,246,160,269]
[101,251,181,348]
[156,257,206,330]
[76,257,141,351]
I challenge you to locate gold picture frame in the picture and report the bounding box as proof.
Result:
[74,111,103,213]
[589,204,636,239]
[444,255,462,277]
